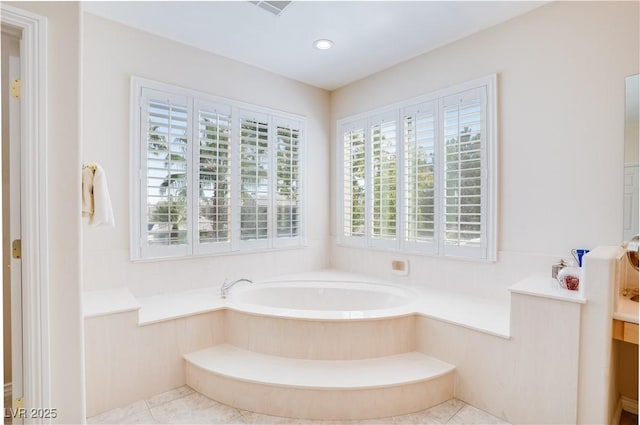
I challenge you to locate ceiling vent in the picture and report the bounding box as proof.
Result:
[249,1,292,16]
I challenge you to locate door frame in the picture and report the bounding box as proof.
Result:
[1,4,50,416]
[8,52,24,415]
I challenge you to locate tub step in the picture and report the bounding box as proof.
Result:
[184,344,455,420]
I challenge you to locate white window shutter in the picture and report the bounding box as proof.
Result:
[441,87,486,259]
[273,118,303,247]
[402,101,437,254]
[131,77,306,261]
[341,121,367,242]
[195,99,233,254]
[238,110,271,249]
[336,75,496,262]
[140,88,191,259]
[369,113,398,247]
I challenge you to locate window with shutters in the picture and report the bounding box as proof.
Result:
[337,75,496,261]
[131,78,305,260]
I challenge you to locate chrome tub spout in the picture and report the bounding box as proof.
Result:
[220,278,253,298]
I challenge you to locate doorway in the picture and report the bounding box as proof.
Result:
[0,4,51,418]
[1,23,23,423]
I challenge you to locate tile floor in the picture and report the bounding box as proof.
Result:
[88,386,511,425]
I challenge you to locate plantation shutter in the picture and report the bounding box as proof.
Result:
[274,118,303,246]
[335,76,495,261]
[238,111,270,248]
[141,88,191,258]
[403,101,437,253]
[341,121,367,241]
[369,114,398,246]
[132,78,307,260]
[195,100,232,254]
[442,87,487,258]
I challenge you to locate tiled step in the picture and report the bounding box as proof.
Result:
[184,344,455,420]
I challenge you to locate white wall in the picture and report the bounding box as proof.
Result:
[625,74,639,164]
[81,13,331,297]
[625,122,639,164]
[330,1,639,298]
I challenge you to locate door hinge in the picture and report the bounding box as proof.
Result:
[10,79,20,99]
[12,239,21,259]
[13,397,24,409]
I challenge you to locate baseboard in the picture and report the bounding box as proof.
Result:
[622,396,638,415]
[612,397,622,425]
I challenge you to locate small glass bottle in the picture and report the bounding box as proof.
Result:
[552,260,565,279]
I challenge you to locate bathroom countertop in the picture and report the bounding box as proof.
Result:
[137,286,226,325]
[508,274,586,304]
[83,287,141,318]
[415,288,510,339]
[84,277,512,338]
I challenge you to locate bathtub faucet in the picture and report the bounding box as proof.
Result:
[220,278,253,299]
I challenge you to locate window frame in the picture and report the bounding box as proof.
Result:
[336,75,497,262]
[130,77,306,261]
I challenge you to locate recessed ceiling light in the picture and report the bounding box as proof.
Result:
[314,39,334,50]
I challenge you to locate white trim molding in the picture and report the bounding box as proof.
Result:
[622,395,639,415]
[1,4,51,421]
[612,396,639,425]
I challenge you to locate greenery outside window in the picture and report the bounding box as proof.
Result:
[131,78,305,260]
[337,76,497,261]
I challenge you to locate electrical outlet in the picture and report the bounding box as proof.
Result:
[391,259,409,276]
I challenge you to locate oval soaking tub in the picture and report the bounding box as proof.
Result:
[227,280,418,320]
[186,278,452,420]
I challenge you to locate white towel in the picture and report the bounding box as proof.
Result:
[82,163,115,227]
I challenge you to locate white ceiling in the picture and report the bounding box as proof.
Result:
[82,1,545,91]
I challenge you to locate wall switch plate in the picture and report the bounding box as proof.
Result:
[391,259,409,276]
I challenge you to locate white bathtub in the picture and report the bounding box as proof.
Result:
[228,280,418,320]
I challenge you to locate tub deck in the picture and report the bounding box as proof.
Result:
[84,270,511,337]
